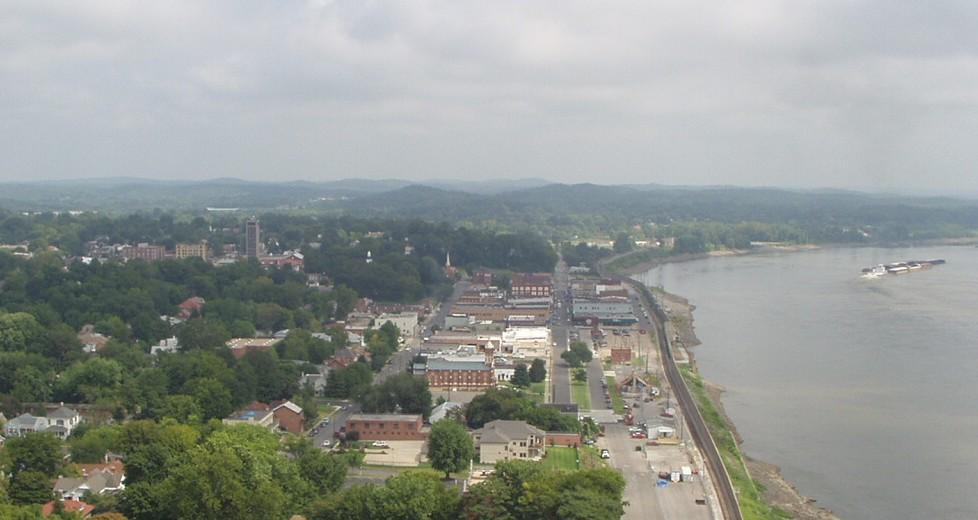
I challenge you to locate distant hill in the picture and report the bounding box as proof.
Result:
[2,178,978,244]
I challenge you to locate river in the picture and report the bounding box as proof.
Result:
[636,246,978,520]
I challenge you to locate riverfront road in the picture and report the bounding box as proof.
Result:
[623,276,743,520]
[603,423,713,520]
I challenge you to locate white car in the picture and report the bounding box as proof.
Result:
[371,441,390,448]
[321,440,331,448]
[600,449,611,459]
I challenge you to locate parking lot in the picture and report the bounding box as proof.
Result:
[361,440,428,467]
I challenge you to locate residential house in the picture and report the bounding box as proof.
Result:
[47,406,82,439]
[226,338,281,359]
[177,297,206,320]
[429,402,462,424]
[327,347,359,369]
[473,420,546,464]
[260,251,304,272]
[42,500,95,518]
[151,336,180,355]
[5,407,81,440]
[54,461,126,501]
[77,325,109,354]
[272,401,305,434]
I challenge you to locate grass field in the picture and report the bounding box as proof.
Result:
[541,447,579,471]
[570,381,591,411]
[527,382,546,403]
[680,365,791,520]
[606,376,626,414]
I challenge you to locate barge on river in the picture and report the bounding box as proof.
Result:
[861,259,945,278]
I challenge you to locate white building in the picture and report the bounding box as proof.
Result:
[502,327,551,359]
[377,312,420,338]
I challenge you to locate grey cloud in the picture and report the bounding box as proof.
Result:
[2,0,978,194]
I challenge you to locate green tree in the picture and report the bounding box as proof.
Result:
[176,318,230,351]
[529,358,546,383]
[69,425,120,463]
[573,368,588,382]
[6,432,62,476]
[511,363,531,388]
[298,449,348,495]
[0,312,44,352]
[613,232,633,254]
[11,366,51,403]
[8,470,54,505]
[359,373,431,419]
[183,377,233,421]
[158,395,203,423]
[428,420,475,479]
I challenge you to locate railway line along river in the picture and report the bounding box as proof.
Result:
[636,245,978,520]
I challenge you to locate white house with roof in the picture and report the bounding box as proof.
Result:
[5,407,81,439]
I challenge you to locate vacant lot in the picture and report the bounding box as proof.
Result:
[541,447,579,471]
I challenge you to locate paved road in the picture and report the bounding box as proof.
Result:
[587,356,608,410]
[423,280,470,339]
[550,259,572,404]
[603,423,712,520]
[310,402,360,449]
[611,272,742,520]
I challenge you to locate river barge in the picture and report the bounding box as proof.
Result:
[861,259,945,278]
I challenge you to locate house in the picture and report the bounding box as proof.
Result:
[327,348,359,369]
[47,406,82,439]
[226,338,281,359]
[77,325,109,354]
[42,500,95,518]
[178,297,206,320]
[345,414,426,441]
[473,420,546,464]
[5,413,48,437]
[260,251,304,272]
[5,407,81,440]
[151,336,180,355]
[223,402,276,429]
[429,402,462,424]
[272,401,304,434]
[54,461,126,501]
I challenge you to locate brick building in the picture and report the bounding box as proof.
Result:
[122,243,166,262]
[175,241,209,260]
[510,273,553,299]
[272,401,304,434]
[345,413,426,441]
[424,358,495,390]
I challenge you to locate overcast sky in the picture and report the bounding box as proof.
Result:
[3,1,978,194]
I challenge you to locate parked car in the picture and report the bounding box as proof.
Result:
[321,440,331,448]
[371,441,390,448]
[600,449,611,459]
[630,432,647,439]
[584,439,595,446]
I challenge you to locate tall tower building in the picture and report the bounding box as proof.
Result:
[245,218,261,258]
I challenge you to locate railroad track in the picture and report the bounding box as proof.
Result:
[602,267,743,520]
